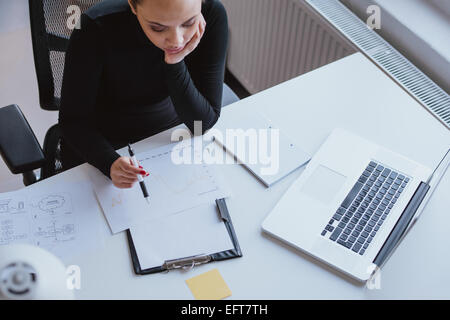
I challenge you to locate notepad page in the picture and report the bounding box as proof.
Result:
[213,110,311,187]
[89,139,231,234]
[129,202,235,270]
[0,181,108,260]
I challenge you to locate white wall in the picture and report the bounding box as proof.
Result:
[428,0,450,18]
[340,0,450,95]
[0,0,29,32]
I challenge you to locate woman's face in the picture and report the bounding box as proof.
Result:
[129,0,202,55]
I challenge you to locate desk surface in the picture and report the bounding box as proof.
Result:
[33,53,450,299]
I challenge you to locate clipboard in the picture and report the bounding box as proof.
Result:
[126,198,242,275]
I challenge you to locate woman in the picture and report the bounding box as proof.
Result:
[59,0,228,189]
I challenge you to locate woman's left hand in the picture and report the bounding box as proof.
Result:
[164,14,206,65]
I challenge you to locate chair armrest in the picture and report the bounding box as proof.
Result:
[0,104,46,174]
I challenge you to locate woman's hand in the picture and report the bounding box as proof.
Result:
[110,156,149,189]
[164,14,206,65]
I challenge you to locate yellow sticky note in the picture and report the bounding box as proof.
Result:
[185,269,232,300]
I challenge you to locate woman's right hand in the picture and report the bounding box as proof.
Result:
[110,156,149,189]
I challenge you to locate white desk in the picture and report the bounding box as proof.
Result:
[32,53,450,299]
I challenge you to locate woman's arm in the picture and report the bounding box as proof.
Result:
[163,1,228,134]
[59,14,120,179]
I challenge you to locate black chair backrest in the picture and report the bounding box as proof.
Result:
[29,0,103,111]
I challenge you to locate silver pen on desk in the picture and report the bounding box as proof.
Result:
[127,143,150,205]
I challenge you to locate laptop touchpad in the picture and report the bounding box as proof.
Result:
[301,165,346,205]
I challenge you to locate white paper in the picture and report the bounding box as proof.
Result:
[130,202,235,270]
[0,181,107,261]
[90,139,231,234]
[88,166,150,234]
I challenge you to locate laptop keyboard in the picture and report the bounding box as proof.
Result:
[321,161,410,256]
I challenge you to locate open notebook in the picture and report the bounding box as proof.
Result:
[212,111,311,187]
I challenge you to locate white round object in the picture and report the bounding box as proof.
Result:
[0,244,74,300]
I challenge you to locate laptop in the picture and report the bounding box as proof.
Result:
[262,128,435,281]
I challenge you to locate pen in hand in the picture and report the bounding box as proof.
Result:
[128,143,150,205]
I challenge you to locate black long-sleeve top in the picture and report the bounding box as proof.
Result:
[59,0,228,179]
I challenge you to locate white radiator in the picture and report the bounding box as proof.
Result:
[307,0,450,129]
[222,0,357,94]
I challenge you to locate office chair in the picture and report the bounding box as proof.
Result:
[0,0,239,187]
